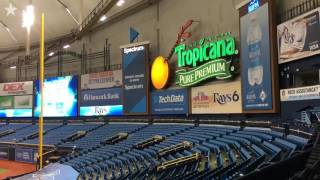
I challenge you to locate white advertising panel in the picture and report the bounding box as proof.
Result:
[14,95,33,109]
[0,81,33,96]
[191,81,242,114]
[280,85,320,101]
[81,70,122,90]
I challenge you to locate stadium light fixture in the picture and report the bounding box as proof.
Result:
[117,0,125,6]
[48,52,55,56]
[63,44,70,49]
[22,5,34,28]
[10,66,16,69]
[100,15,107,22]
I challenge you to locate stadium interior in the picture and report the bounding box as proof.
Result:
[0,0,319,180]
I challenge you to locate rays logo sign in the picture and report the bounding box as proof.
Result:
[175,32,237,87]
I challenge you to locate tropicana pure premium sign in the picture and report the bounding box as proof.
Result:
[175,32,237,87]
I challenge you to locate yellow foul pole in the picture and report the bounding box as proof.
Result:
[38,13,45,169]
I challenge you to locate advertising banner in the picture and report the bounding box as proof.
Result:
[80,105,123,116]
[0,81,33,96]
[0,109,33,118]
[280,85,320,102]
[34,76,78,117]
[278,7,320,64]
[15,148,34,163]
[81,70,122,90]
[240,2,274,111]
[191,81,242,114]
[14,95,33,109]
[121,42,149,114]
[151,88,188,115]
[0,96,14,109]
[0,147,8,160]
[80,88,122,106]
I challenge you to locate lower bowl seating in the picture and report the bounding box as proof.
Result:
[0,122,312,180]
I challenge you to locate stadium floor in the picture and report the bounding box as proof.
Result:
[0,160,36,179]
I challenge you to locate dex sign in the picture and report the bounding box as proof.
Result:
[0,81,33,96]
[175,33,237,87]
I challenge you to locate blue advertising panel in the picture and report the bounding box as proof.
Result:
[0,109,32,118]
[240,3,273,111]
[80,105,123,116]
[0,147,8,160]
[122,42,149,114]
[34,76,78,117]
[15,148,34,163]
[151,89,188,115]
[80,88,122,106]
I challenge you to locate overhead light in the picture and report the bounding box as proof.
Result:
[100,15,107,22]
[63,44,70,49]
[22,5,34,28]
[10,66,16,69]
[116,0,125,6]
[48,52,55,56]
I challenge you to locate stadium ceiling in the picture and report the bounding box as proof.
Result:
[0,0,139,50]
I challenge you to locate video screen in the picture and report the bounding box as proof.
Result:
[80,105,123,116]
[0,109,33,118]
[34,76,78,117]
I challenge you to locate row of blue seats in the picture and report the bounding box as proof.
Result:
[0,123,310,179]
[69,125,300,179]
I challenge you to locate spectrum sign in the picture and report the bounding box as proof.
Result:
[175,32,237,87]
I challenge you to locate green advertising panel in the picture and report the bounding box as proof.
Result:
[174,32,237,87]
[0,96,14,109]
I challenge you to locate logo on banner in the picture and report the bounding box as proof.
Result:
[151,89,188,115]
[213,91,240,105]
[192,92,211,108]
[248,0,260,13]
[191,81,242,114]
[123,46,144,54]
[158,95,184,104]
[0,81,33,96]
[3,83,24,91]
[175,32,237,87]
[83,93,119,101]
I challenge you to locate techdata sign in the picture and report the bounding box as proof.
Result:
[0,81,33,96]
[240,1,274,111]
[191,81,242,114]
[151,88,188,115]
[121,41,149,114]
[281,85,320,102]
[34,76,78,117]
[175,33,237,87]
[80,88,123,116]
[81,70,122,90]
